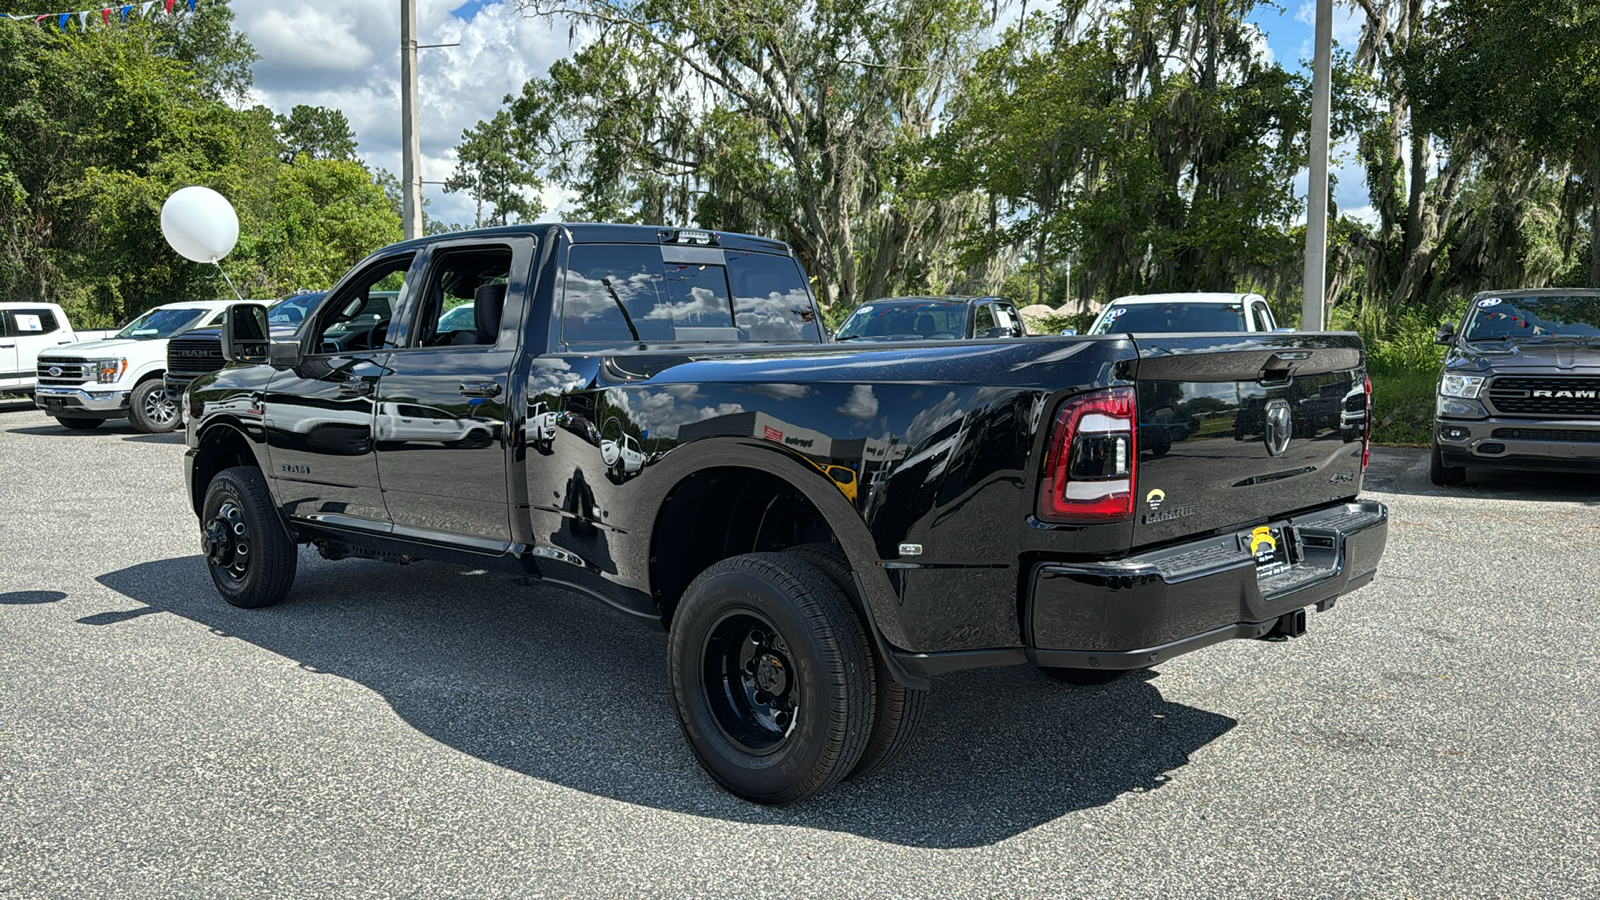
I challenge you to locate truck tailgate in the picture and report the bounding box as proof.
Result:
[1129,334,1367,551]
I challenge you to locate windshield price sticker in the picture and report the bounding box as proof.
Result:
[15,314,42,332]
[1478,297,1502,308]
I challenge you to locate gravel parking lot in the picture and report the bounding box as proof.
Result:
[3,400,1597,898]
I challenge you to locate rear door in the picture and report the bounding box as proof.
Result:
[0,312,17,386]
[372,237,532,545]
[1130,334,1367,550]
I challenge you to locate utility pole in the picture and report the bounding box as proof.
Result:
[400,0,423,240]
[1301,0,1333,332]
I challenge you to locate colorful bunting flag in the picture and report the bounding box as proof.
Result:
[4,0,200,30]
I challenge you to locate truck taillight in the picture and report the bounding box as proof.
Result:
[1362,374,1372,470]
[1039,386,1137,522]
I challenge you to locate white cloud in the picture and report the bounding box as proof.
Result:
[237,1,578,226]
[1294,0,1364,61]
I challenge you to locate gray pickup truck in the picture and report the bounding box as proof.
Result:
[1432,289,1600,484]
[186,223,1389,803]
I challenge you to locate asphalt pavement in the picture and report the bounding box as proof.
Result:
[2,401,1597,898]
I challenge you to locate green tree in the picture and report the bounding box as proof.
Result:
[511,0,992,308]
[445,110,542,227]
[274,104,359,163]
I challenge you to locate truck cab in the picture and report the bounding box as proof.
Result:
[1090,292,1280,334]
[0,303,82,395]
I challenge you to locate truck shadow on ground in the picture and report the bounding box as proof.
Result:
[95,555,1236,848]
[1365,448,1600,503]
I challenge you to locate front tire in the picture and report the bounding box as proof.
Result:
[56,417,104,431]
[129,379,181,433]
[200,466,297,608]
[669,553,875,804]
[1429,441,1467,486]
[781,543,928,779]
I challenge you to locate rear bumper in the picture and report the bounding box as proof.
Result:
[1025,500,1388,670]
[34,386,130,418]
[1435,415,1600,471]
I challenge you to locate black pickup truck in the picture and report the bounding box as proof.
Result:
[183,224,1388,803]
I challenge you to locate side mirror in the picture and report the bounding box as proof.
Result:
[980,326,1011,338]
[220,304,270,363]
[1435,322,1456,345]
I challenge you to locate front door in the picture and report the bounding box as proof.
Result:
[263,251,418,530]
[372,239,528,544]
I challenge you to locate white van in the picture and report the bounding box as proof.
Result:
[0,303,85,395]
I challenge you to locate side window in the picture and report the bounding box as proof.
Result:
[563,244,670,345]
[312,254,416,354]
[1252,303,1273,331]
[726,251,820,342]
[204,309,229,327]
[407,245,515,347]
[11,309,58,335]
[993,303,1023,337]
[0,313,11,338]
[972,303,997,336]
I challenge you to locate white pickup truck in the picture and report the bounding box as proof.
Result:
[33,300,248,432]
[0,302,118,396]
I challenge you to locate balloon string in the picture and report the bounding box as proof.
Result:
[212,260,244,302]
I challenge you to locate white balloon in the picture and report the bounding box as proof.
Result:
[160,186,240,263]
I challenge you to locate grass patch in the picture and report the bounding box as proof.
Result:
[1369,364,1436,446]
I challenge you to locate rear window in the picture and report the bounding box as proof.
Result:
[8,309,60,335]
[1093,303,1246,334]
[562,244,819,344]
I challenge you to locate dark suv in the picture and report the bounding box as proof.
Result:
[1431,289,1600,485]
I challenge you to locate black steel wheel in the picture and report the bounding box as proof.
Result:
[200,466,297,608]
[1429,441,1467,486]
[782,543,928,780]
[56,417,103,431]
[129,379,181,433]
[669,553,875,804]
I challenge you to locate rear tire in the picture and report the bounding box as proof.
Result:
[200,466,297,608]
[56,417,104,431]
[129,379,181,433]
[1429,441,1467,486]
[781,543,928,779]
[669,553,875,804]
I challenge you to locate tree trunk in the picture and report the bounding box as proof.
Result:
[1589,146,1600,288]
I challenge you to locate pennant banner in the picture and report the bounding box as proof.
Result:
[3,0,200,30]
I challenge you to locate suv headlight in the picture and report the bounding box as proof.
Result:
[1439,374,1485,399]
[92,358,127,384]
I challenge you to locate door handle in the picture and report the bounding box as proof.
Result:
[0,342,13,348]
[458,381,501,398]
[338,381,374,397]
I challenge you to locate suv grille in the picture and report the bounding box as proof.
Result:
[36,359,88,386]
[167,335,226,378]
[1485,376,1600,418]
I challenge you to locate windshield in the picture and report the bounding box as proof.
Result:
[268,293,321,327]
[1462,295,1600,341]
[115,307,208,340]
[1092,302,1246,334]
[835,301,968,340]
